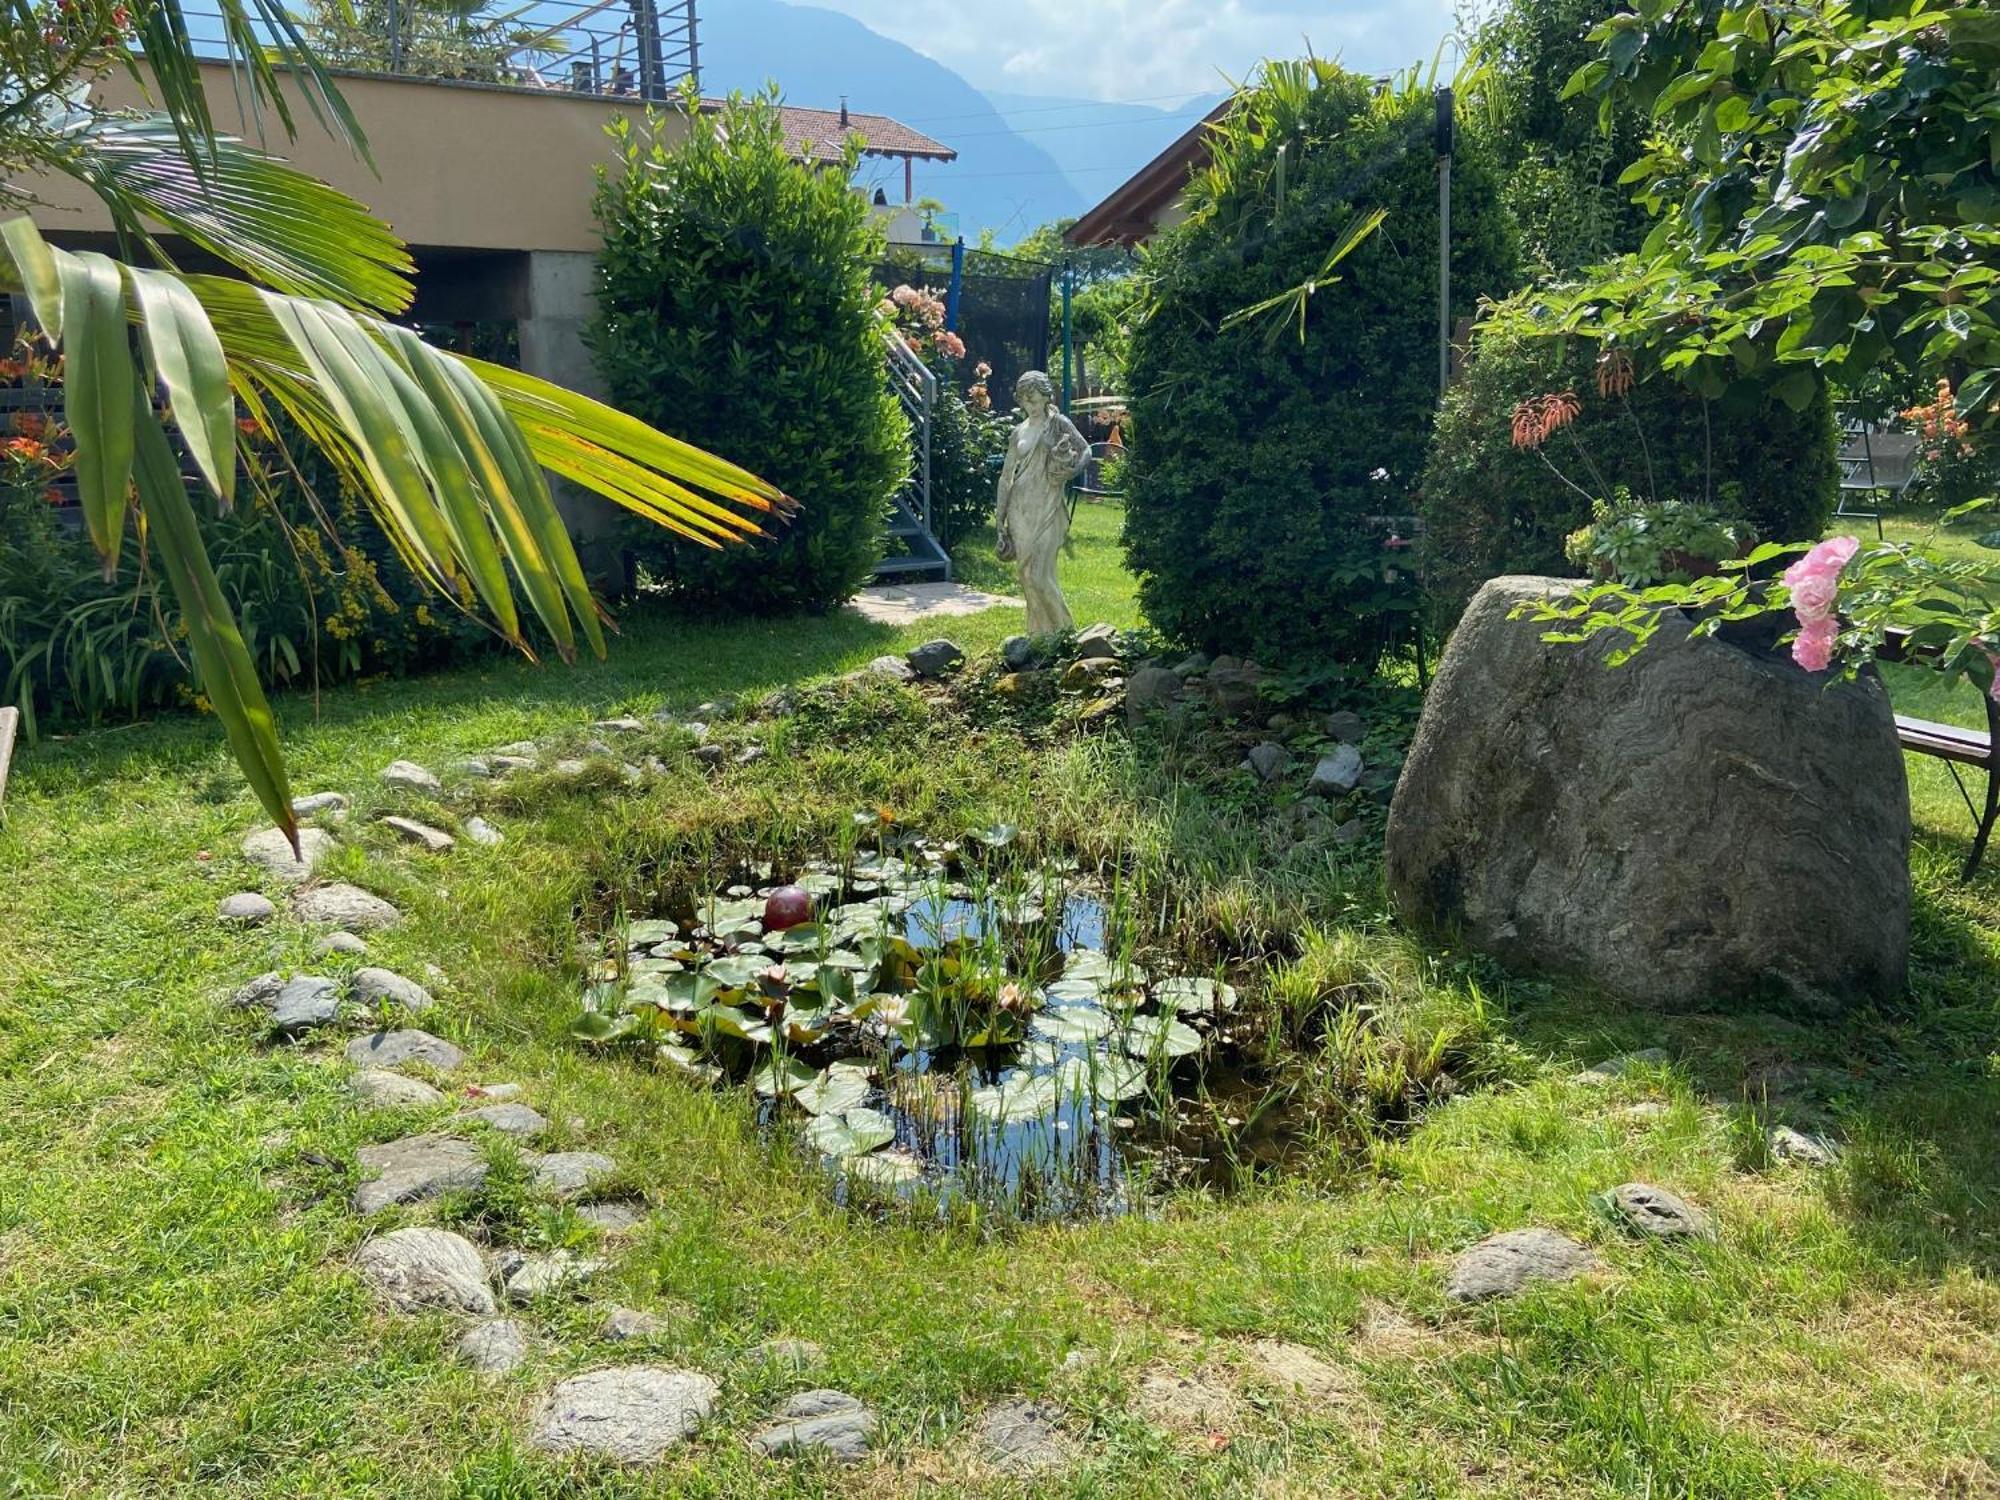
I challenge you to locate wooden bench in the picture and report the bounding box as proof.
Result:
[1880,627,2000,879]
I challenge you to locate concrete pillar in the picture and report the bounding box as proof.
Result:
[515,249,628,593]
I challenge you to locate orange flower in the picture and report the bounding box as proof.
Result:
[1595,348,1634,398]
[42,487,65,506]
[1510,391,1581,450]
[12,411,46,439]
[3,436,47,461]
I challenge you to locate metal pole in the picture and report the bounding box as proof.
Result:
[1436,86,1454,395]
[945,237,964,333]
[630,0,664,100]
[684,0,700,92]
[1060,259,1073,413]
[386,0,404,72]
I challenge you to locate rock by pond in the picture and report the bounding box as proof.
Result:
[458,1101,548,1138]
[293,884,402,931]
[530,1366,718,1463]
[457,1318,530,1374]
[382,816,454,854]
[350,967,434,1017]
[906,639,965,678]
[526,1150,617,1198]
[346,1029,465,1073]
[1308,745,1364,796]
[352,1133,488,1214]
[1607,1182,1711,1239]
[351,1069,446,1110]
[354,1227,495,1315]
[218,892,275,926]
[241,825,334,884]
[1388,576,1909,1012]
[379,760,441,793]
[749,1389,875,1462]
[1446,1227,1599,1302]
[978,1399,1067,1473]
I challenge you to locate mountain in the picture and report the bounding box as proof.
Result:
[981,89,1228,217]
[697,0,1085,240]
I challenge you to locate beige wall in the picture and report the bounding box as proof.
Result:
[28,63,680,254]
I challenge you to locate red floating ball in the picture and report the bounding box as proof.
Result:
[763,885,813,932]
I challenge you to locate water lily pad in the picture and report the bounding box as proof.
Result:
[795,871,845,896]
[1042,978,1101,1005]
[1119,1014,1203,1060]
[779,1006,836,1045]
[704,897,764,938]
[659,1041,723,1084]
[626,918,680,946]
[1065,950,1147,990]
[699,1004,773,1045]
[1153,977,1239,1015]
[791,1065,870,1115]
[629,957,686,978]
[1031,1006,1114,1044]
[752,1054,819,1098]
[1056,1053,1151,1102]
[806,1105,897,1156]
[845,1147,924,1187]
[968,1072,1060,1124]
[766,923,824,956]
[704,955,767,990]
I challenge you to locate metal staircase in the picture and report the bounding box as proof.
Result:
[876,327,951,582]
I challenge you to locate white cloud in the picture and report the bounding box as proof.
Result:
[798,0,1456,102]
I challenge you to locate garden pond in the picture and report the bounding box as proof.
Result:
[572,829,1305,1220]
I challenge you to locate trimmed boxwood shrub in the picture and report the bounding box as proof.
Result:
[1122,62,1517,667]
[1419,304,1839,623]
[590,92,909,613]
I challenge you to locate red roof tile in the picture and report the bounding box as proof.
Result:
[766,103,957,164]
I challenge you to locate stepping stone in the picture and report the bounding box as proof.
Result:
[354,1227,495,1315]
[458,1102,548,1139]
[314,931,368,958]
[268,976,340,1035]
[1769,1125,1839,1166]
[503,1251,604,1303]
[552,759,590,777]
[978,1399,1066,1474]
[351,1069,446,1110]
[464,817,504,847]
[456,758,492,779]
[1135,1369,1241,1433]
[352,1133,488,1213]
[593,718,646,733]
[1446,1228,1599,1302]
[748,1389,874,1463]
[380,760,441,793]
[382,816,455,854]
[526,1150,616,1198]
[292,791,349,818]
[531,1366,718,1462]
[240,825,335,884]
[1608,1182,1711,1239]
[603,1306,669,1342]
[350,967,434,1017]
[1239,1340,1353,1403]
[467,1082,523,1101]
[490,755,535,774]
[346,1029,464,1073]
[230,971,286,1010]
[458,1318,530,1375]
[578,1201,648,1236]
[866,655,916,682]
[905,638,965,679]
[749,1337,823,1368]
[293,883,401,931]
[492,741,538,757]
[1575,1048,1670,1084]
[218,892,275,926]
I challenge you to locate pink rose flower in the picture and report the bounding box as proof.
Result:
[1792,614,1838,672]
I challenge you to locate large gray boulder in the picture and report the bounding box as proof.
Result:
[1387,577,1909,1011]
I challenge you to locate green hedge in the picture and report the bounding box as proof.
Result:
[1122,63,1517,667]
[1419,311,1840,622]
[590,92,910,613]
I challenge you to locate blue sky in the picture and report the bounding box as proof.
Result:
[789,0,1460,103]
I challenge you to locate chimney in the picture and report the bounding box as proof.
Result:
[839,95,850,128]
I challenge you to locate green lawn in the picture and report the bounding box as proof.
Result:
[0,502,1995,1497]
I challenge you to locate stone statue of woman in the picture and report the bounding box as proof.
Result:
[994,370,1089,635]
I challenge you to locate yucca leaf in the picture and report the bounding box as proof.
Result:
[55,250,136,576]
[129,387,297,851]
[129,267,237,507]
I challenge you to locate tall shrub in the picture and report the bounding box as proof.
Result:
[1121,62,1516,667]
[1418,303,1839,623]
[591,93,909,612]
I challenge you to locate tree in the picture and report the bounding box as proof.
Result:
[1540,0,2000,420]
[297,0,515,81]
[0,0,788,848]
[1121,60,1516,666]
[1468,0,1653,276]
[590,91,909,612]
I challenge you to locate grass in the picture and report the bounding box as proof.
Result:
[0,499,1995,1497]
